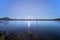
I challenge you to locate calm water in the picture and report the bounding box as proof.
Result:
[0,21,60,39]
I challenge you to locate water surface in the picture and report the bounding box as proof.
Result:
[0,21,60,39]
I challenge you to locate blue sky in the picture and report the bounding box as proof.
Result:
[0,0,60,19]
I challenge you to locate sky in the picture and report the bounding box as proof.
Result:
[0,0,60,19]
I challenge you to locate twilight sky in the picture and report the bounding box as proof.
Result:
[0,0,60,19]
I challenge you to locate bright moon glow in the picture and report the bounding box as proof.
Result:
[28,16,30,19]
[28,16,30,28]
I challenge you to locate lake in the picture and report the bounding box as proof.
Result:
[0,21,60,39]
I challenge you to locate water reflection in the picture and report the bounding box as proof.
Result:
[0,21,60,39]
[0,21,60,33]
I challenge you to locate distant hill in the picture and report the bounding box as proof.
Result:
[54,18,60,21]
